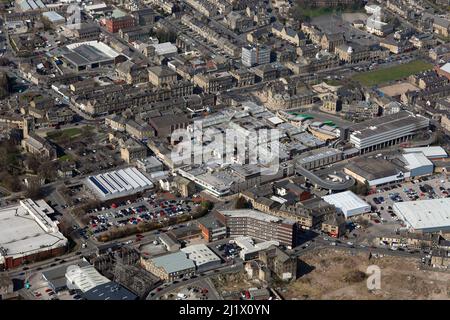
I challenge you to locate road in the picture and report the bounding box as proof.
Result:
[291,236,423,259]
[147,261,244,300]
[295,164,355,191]
[7,248,96,279]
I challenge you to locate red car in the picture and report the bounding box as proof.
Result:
[45,288,52,293]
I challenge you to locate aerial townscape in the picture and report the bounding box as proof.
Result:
[2,0,450,304]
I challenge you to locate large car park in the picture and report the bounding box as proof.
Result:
[366,176,450,224]
[81,195,196,237]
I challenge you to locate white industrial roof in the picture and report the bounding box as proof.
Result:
[440,63,450,74]
[42,11,65,23]
[393,198,450,231]
[84,3,108,11]
[151,42,177,56]
[322,191,370,216]
[181,244,220,267]
[267,116,284,125]
[86,167,153,200]
[0,199,67,261]
[404,146,448,159]
[402,152,434,170]
[234,236,279,255]
[66,41,121,59]
[150,251,195,274]
[65,265,110,293]
[219,209,288,223]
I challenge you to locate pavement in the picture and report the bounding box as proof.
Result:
[291,235,423,259]
[364,175,450,225]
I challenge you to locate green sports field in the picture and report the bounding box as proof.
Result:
[352,60,433,87]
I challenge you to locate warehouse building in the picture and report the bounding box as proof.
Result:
[344,158,407,187]
[17,0,46,11]
[215,209,298,247]
[42,11,65,25]
[83,282,137,300]
[60,41,128,71]
[140,251,195,281]
[349,111,429,153]
[393,198,450,233]
[0,199,68,270]
[181,244,221,272]
[86,167,154,200]
[296,147,343,170]
[322,191,371,218]
[43,259,91,292]
[65,264,110,293]
[65,263,137,300]
[401,152,434,177]
[403,146,448,160]
[234,236,280,261]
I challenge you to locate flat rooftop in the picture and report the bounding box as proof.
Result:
[345,158,403,181]
[218,209,295,224]
[234,236,279,254]
[0,199,68,261]
[394,198,450,231]
[350,111,429,140]
[181,244,220,267]
[404,146,448,159]
[197,215,225,230]
[297,147,342,164]
[83,282,137,301]
[150,251,195,274]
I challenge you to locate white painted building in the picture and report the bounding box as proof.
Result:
[0,199,68,268]
[322,191,371,218]
[86,167,154,200]
[394,198,450,232]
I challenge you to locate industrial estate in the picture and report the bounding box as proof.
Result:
[1,0,450,303]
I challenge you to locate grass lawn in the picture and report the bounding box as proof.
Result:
[301,7,334,18]
[47,127,82,139]
[293,5,364,19]
[323,78,342,86]
[352,60,433,87]
[58,154,74,162]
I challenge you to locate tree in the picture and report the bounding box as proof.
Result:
[38,160,57,181]
[0,172,22,192]
[235,196,250,209]
[201,200,213,211]
[350,181,369,196]
[391,17,401,29]
[25,177,43,199]
[25,154,41,173]
[58,185,74,206]
[41,17,53,31]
